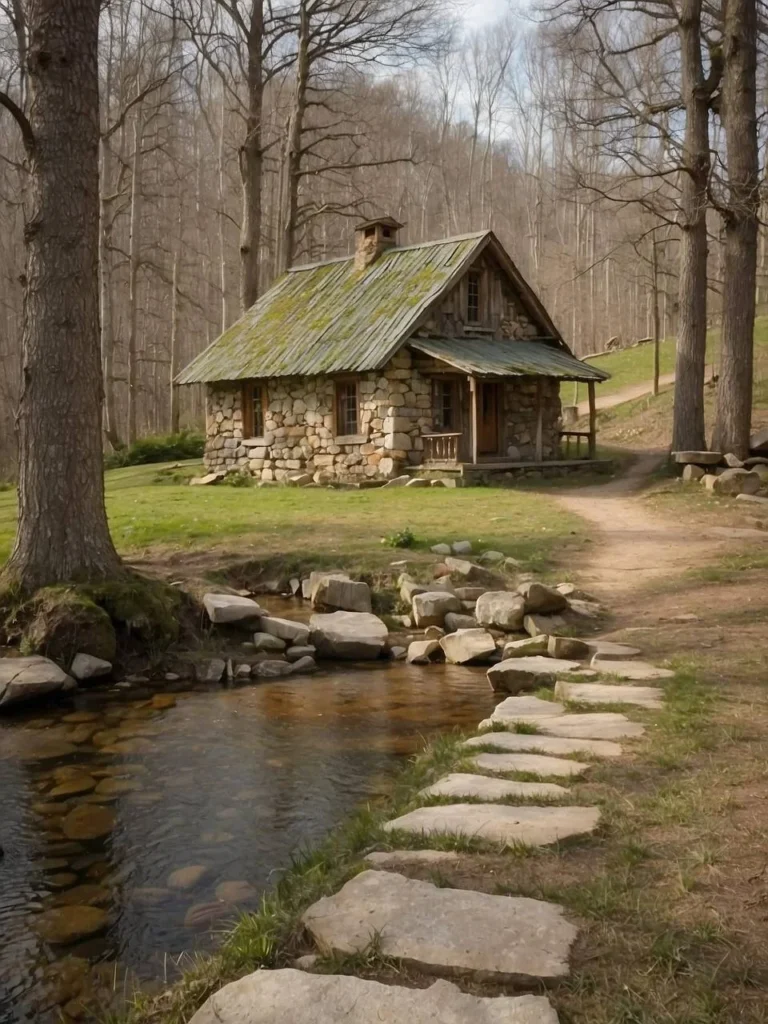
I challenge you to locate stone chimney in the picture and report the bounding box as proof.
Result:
[354,216,403,272]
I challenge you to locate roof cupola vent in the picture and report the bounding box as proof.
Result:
[354,216,403,271]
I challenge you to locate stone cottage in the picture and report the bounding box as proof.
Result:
[177,218,609,483]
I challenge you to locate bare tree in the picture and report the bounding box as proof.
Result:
[1,0,121,591]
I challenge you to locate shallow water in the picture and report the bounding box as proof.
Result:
[0,660,494,1022]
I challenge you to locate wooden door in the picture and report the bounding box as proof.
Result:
[478,381,501,455]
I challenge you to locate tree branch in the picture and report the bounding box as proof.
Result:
[0,89,34,156]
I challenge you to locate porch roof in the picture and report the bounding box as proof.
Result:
[409,337,610,383]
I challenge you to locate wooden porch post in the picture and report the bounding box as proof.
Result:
[469,376,478,465]
[535,378,544,461]
[588,380,597,459]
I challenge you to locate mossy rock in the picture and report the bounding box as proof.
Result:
[83,575,182,651]
[21,588,117,664]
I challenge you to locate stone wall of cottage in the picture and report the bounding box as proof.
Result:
[204,349,435,483]
[502,377,561,461]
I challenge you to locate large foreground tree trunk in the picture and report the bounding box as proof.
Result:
[713,0,759,458]
[672,0,712,453]
[3,0,121,592]
[239,1,264,312]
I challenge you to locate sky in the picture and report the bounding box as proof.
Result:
[463,0,510,24]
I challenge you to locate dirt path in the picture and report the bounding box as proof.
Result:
[575,374,676,416]
[555,452,731,595]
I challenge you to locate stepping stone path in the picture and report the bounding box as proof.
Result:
[463,731,624,759]
[188,970,560,1024]
[555,681,664,709]
[196,634,673,1022]
[420,773,569,801]
[470,752,591,778]
[302,870,578,983]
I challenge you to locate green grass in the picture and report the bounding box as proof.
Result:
[575,315,768,403]
[0,461,584,575]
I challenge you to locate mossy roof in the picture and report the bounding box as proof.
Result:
[410,337,610,382]
[176,231,588,384]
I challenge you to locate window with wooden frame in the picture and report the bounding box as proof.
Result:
[432,377,459,431]
[335,378,360,436]
[466,270,481,323]
[242,381,267,438]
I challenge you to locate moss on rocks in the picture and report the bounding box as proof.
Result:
[20,588,117,664]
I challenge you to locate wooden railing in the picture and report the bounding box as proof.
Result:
[559,430,595,460]
[423,432,462,463]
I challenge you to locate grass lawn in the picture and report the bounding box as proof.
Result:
[575,315,768,403]
[0,461,585,578]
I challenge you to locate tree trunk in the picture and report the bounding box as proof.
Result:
[4,0,121,592]
[713,0,759,458]
[239,1,264,311]
[652,234,661,395]
[99,135,121,450]
[170,206,182,434]
[127,115,143,445]
[278,0,310,275]
[672,0,711,452]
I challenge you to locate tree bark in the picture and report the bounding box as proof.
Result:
[278,0,310,275]
[99,135,122,450]
[713,0,759,457]
[127,115,143,445]
[239,0,264,311]
[4,0,121,592]
[672,0,712,452]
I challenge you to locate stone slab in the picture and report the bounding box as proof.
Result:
[203,593,264,624]
[555,681,664,709]
[526,713,645,740]
[488,656,581,694]
[309,611,387,660]
[590,658,674,680]
[302,870,577,983]
[188,970,559,1024]
[585,640,642,659]
[420,773,568,801]
[673,450,722,465]
[464,732,623,759]
[0,656,75,709]
[364,850,460,869]
[469,752,591,778]
[483,695,566,727]
[384,804,600,847]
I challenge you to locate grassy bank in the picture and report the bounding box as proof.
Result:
[114,650,750,1024]
[0,462,585,577]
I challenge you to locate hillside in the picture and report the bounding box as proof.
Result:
[578,317,768,447]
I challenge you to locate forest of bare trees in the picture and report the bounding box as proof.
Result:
[1,0,767,480]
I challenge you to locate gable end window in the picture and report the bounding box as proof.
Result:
[467,271,481,323]
[242,381,267,438]
[335,378,360,436]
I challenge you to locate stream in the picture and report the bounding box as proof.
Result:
[0,658,495,1022]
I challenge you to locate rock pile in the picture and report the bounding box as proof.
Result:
[675,450,768,500]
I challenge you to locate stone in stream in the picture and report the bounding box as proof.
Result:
[470,752,591,778]
[420,773,568,801]
[215,880,258,904]
[386,804,600,847]
[196,658,226,684]
[514,713,646,741]
[590,658,674,680]
[547,636,591,660]
[252,660,294,679]
[555,681,664,709]
[310,611,388,660]
[252,632,286,653]
[261,616,311,646]
[285,645,316,662]
[184,901,233,929]
[70,653,112,681]
[302,870,577,983]
[0,656,76,709]
[444,611,478,632]
[487,656,580,694]
[411,591,461,627]
[309,571,372,614]
[484,695,566,724]
[406,639,442,664]
[464,731,623,759]
[203,593,264,624]
[586,640,642,660]
[61,805,115,841]
[440,628,497,665]
[34,906,109,945]
[289,655,317,676]
[475,592,525,631]
[187,970,559,1024]
[49,776,97,799]
[52,884,111,907]
[502,635,550,658]
[167,865,210,890]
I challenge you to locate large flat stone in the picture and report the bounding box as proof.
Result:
[0,656,75,708]
[487,657,580,694]
[188,970,559,1024]
[590,658,674,680]
[309,572,372,614]
[555,681,664,709]
[421,773,568,801]
[261,616,311,645]
[470,752,591,778]
[526,713,645,740]
[483,695,566,726]
[440,628,496,664]
[411,591,461,627]
[585,640,642,659]
[310,611,387,660]
[385,804,600,847]
[464,731,623,759]
[302,870,577,983]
